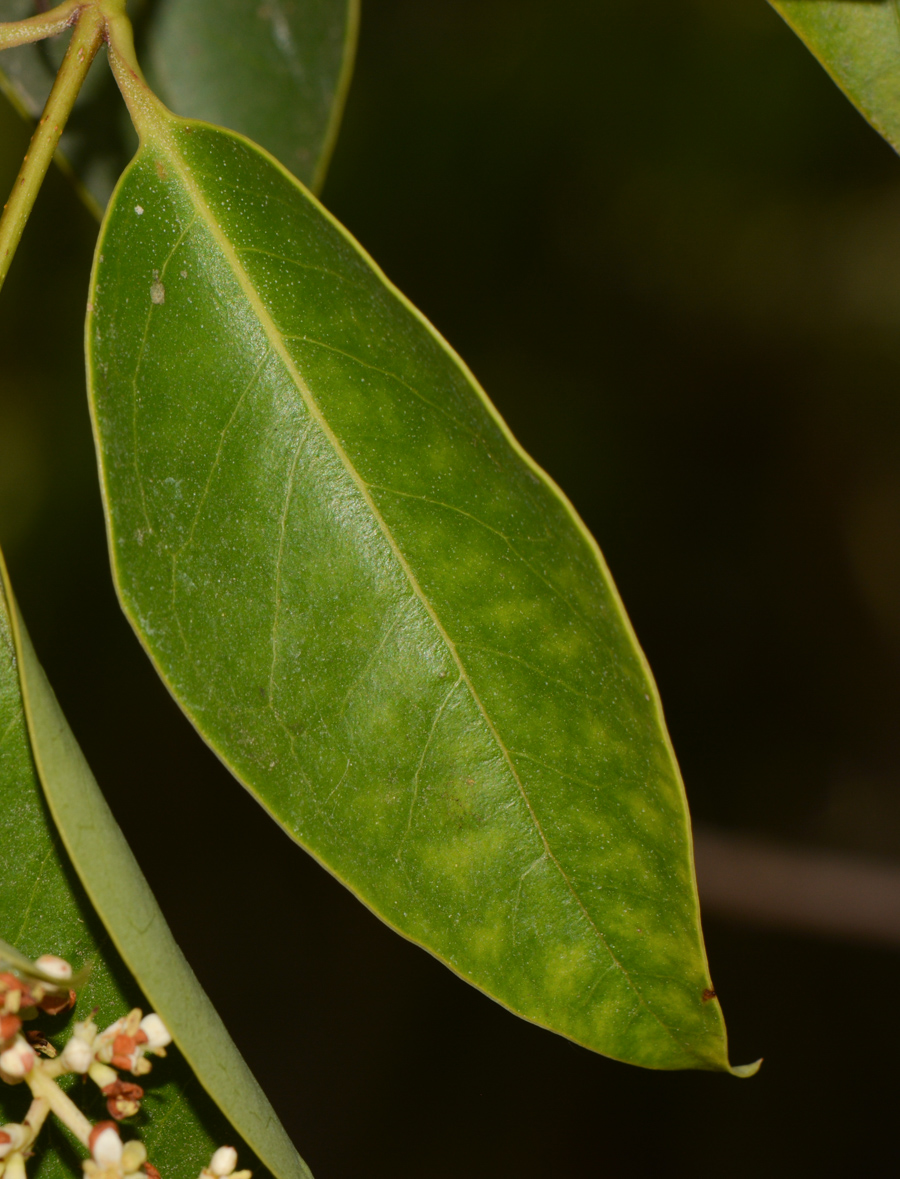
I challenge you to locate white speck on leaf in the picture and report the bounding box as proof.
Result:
[135,205,144,215]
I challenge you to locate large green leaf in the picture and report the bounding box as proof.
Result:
[0,0,356,209]
[0,555,314,1179]
[86,100,757,1076]
[768,0,900,152]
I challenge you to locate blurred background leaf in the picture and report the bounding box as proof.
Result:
[2,0,900,1173]
[0,0,357,209]
[142,0,357,192]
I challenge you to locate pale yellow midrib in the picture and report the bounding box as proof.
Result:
[156,126,687,1053]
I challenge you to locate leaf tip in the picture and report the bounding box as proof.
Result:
[729,1057,763,1079]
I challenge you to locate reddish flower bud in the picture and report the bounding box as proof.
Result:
[0,1015,21,1042]
[89,1122,122,1167]
[112,1034,137,1061]
[102,1080,145,1121]
[37,989,74,1017]
[16,988,36,1011]
[144,1164,162,1179]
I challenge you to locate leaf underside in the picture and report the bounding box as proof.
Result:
[87,110,747,1074]
[0,0,357,209]
[0,559,313,1179]
[769,0,900,153]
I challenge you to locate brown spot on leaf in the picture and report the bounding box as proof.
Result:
[701,988,717,1003]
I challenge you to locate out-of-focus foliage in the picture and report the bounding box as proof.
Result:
[0,0,357,207]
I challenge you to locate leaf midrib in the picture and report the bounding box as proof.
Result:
[144,118,691,1056]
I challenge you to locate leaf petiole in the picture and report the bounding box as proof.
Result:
[0,3,104,292]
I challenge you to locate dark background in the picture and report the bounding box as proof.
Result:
[2,0,900,1173]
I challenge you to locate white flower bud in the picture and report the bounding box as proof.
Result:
[120,1141,147,1174]
[0,1037,35,1078]
[139,1014,171,1051]
[99,1017,126,1041]
[34,955,72,981]
[88,1061,118,1090]
[60,1036,94,1074]
[73,1018,97,1044]
[90,1124,122,1168]
[209,1147,238,1177]
[0,1124,27,1158]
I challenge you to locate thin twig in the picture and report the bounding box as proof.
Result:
[694,824,900,947]
[0,4,104,292]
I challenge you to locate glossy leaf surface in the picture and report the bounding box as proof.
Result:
[0,0,356,208]
[0,559,313,1179]
[87,107,751,1074]
[769,0,900,152]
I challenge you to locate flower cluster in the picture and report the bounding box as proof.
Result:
[58,1007,172,1120]
[0,948,252,1179]
[0,955,76,1084]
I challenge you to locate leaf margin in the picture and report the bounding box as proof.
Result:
[307,0,359,195]
[768,0,900,154]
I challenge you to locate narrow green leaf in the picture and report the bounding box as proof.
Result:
[0,0,357,209]
[0,568,232,1179]
[768,0,900,152]
[0,555,314,1179]
[87,103,756,1076]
